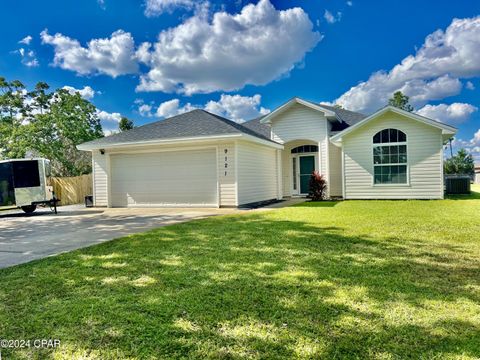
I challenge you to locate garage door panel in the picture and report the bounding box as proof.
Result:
[111,149,217,207]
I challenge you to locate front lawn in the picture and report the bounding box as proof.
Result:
[1,188,480,359]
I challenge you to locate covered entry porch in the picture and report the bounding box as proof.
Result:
[281,140,323,197]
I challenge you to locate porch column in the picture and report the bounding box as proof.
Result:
[276,149,283,199]
[317,141,322,175]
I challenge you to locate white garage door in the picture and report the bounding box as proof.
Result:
[110,149,218,207]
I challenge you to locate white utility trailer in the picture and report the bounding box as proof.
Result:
[0,158,59,213]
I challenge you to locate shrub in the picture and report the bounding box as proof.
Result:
[308,171,327,201]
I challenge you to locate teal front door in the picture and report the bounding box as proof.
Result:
[299,156,315,194]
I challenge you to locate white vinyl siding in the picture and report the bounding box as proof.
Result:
[110,148,217,207]
[218,143,237,207]
[237,141,278,205]
[329,141,343,197]
[91,142,240,208]
[92,151,109,206]
[343,113,444,199]
[270,103,329,194]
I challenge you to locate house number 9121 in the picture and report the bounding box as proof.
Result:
[224,149,228,176]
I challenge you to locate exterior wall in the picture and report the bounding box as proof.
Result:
[342,113,444,199]
[475,171,480,185]
[237,141,279,205]
[328,140,343,197]
[92,141,238,208]
[217,142,237,207]
[92,151,109,206]
[271,103,329,195]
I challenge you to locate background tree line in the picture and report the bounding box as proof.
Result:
[0,77,133,177]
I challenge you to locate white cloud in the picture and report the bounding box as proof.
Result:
[416,103,478,124]
[19,35,33,45]
[40,29,138,77]
[466,81,475,90]
[144,0,194,16]
[156,99,196,118]
[335,16,480,113]
[205,94,270,122]
[454,129,480,163]
[473,129,480,144]
[138,103,154,117]
[15,47,39,67]
[155,94,270,122]
[62,85,96,100]
[399,75,462,104]
[135,42,151,64]
[324,10,342,24]
[137,0,321,94]
[96,109,122,134]
[23,58,39,67]
[97,110,122,123]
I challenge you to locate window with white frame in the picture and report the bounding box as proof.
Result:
[373,129,407,184]
[291,145,319,153]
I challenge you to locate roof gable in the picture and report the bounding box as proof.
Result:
[259,97,337,124]
[331,106,457,143]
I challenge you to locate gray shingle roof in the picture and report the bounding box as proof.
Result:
[80,109,276,148]
[241,115,270,138]
[318,103,368,126]
[79,99,368,149]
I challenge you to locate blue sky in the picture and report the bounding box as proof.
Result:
[1,0,479,160]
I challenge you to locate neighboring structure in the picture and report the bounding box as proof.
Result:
[475,166,480,184]
[78,97,457,207]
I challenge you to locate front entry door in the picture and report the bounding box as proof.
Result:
[299,155,315,194]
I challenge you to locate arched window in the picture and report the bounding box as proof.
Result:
[291,145,318,154]
[373,129,407,184]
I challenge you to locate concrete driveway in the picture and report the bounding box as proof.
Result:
[0,205,243,269]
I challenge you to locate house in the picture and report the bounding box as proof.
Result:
[78,97,457,207]
[475,166,480,184]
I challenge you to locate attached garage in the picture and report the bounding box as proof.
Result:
[78,109,283,208]
[110,148,218,207]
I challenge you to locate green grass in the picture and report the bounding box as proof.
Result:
[1,187,480,359]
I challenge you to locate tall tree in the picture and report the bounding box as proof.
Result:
[0,77,30,159]
[119,116,134,131]
[0,77,104,175]
[31,89,103,176]
[388,91,414,112]
[444,148,475,176]
[30,82,51,115]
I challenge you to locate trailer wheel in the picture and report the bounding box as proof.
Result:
[21,205,37,213]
